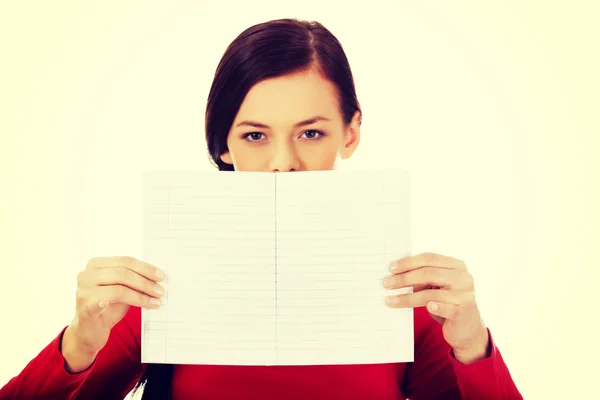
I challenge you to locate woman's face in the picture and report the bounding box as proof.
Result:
[220,67,361,172]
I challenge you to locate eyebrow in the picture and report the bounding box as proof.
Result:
[234,116,331,129]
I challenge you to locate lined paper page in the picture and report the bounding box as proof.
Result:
[141,171,277,365]
[275,170,413,365]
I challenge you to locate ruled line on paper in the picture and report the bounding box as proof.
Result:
[141,169,413,366]
[273,170,413,365]
[142,171,277,365]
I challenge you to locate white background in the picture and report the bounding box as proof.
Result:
[1,1,598,398]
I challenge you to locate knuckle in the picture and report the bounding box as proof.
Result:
[86,257,98,270]
[115,267,127,281]
[465,272,474,287]
[431,289,443,303]
[152,265,163,279]
[454,291,470,305]
[75,289,91,316]
[118,256,135,266]
[423,252,436,264]
[144,279,155,294]
[392,274,402,287]
[448,292,460,305]
[114,285,126,300]
[76,271,86,286]
[75,288,85,305]
[465,290,476,304]
[414,294,424,307]
[140,292,150,306]
[423,267,435,283]
[452,305,462,319]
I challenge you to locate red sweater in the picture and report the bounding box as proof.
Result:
[1,306,521,399]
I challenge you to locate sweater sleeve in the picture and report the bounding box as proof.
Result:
[402,307,522,400]
[0,307,145,400]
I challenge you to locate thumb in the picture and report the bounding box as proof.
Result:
[82,297,110,319]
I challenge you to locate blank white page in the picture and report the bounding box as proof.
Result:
[275,169,413,365]
[141,171,277,365]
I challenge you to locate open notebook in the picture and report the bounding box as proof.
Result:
[141,169,413,366]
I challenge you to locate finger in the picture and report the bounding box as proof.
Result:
[389,252,465,274]
[95,267,164,298]
[100,285,162,309]
[427,301,460,320]
[77,289,114,319]
[383,267,466,290]
[411,284,432,293]
[386,289,474,308]
[87,256,166,282]
[77,270,96,289]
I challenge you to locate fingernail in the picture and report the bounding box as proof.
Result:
[155,269,166,280]
[150,298,161,306]
[389,263,399,273]
[382,277,392,288]
[153,285,164,296]
[386,296,399,306]
[429,302,438,312]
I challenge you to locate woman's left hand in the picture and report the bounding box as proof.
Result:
[383,252,490,363]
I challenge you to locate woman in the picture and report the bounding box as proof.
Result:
[0,18,522,399]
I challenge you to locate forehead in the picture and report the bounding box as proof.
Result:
[234,68,341,124]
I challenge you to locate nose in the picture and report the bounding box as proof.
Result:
[269,142,300,172]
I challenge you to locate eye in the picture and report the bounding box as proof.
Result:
[300,130,324,140]
[242,132,265,142]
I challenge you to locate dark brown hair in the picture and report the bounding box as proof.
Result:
[206,17,361,171]
[133,17,361,399]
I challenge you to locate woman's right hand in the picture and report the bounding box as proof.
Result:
[62,256,165,372]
